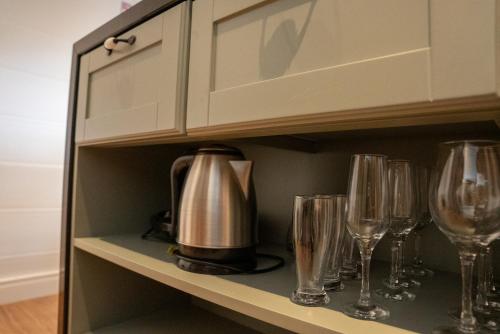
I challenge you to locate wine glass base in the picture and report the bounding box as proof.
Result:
[382,277,422,290]
[324,280,345,292]
[449,308,497,333]
[486,295,500,311]
[407,265,435,278]
[290,290,330,307]
[473,307,500,332]
[399,277,422,288]
[375,287,416,302]
[343,303,390,320]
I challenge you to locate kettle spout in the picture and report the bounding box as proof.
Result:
[229,160,253,200]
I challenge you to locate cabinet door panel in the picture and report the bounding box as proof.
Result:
[87,43,162,121]
[188,0,431,129]
[75,3,189,143]
[210,49,429,125]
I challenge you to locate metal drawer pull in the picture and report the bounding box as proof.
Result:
[103,35,136,55]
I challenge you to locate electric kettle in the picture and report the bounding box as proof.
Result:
[169,145,257,274]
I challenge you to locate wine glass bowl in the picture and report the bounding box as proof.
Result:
[430,141,500,247]
[345,154,391,243]
[430,140,500,334]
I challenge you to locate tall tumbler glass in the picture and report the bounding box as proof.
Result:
[343,154,391,320]
[430,140,500,334]
[324,195,347,292]
[376,160,417,301]
[340,228,359,279]
[291,195,335,306]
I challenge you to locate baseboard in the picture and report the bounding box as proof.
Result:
[0,270,59,305]
[0,251,60,304]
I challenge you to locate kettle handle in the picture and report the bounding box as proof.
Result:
[169,155,194,240]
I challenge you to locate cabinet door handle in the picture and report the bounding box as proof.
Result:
[103,35,136,55]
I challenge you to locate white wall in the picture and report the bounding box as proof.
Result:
[0,0,141,304]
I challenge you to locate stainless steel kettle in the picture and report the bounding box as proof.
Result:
[170,145,257,267]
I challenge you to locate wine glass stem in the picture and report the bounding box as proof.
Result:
[486,247,493,293]
[414,231,422,266]
[399,235,406,272]
[389,238,402,286]
[458,251,478,333]
[476,246,490,310]
[357,241,373,307]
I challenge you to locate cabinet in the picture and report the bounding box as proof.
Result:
[75,2,189,143]
[186,0,500,133]
[63,1,500,332]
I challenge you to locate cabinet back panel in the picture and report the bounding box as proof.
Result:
[213,0,429,90]
[73,145,188,238]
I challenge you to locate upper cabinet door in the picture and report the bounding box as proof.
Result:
[187,0,431,130]
[75,2,190,143]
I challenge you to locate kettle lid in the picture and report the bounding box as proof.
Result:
[197,144,243,156]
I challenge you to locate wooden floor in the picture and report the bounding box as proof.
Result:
[0,295,58,334]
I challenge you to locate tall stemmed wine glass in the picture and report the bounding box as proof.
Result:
[376,160,417,301]
[343,154,391,320]
[409,166,435,277]
[429,140,500,334]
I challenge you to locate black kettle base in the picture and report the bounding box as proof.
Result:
[176,255,257,275]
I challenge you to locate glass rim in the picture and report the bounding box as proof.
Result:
[440,139,500,147]
[388,159,411,163]
[351,153,387,158]
[294,194,346,199]
[315,194,346,199]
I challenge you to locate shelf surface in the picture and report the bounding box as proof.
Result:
[75,234,460,334]
[88,304,260,334]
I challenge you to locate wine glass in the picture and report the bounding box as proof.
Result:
[343,154,391,320]
[376,160,417,301]
[429,140,500,334]
[408,166,435,277]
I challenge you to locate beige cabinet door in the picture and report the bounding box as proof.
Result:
[75,2,189,143]
[187,0,431,130]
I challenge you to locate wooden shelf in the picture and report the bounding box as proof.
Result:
[74,234,460,334]
[89,304,259,333]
